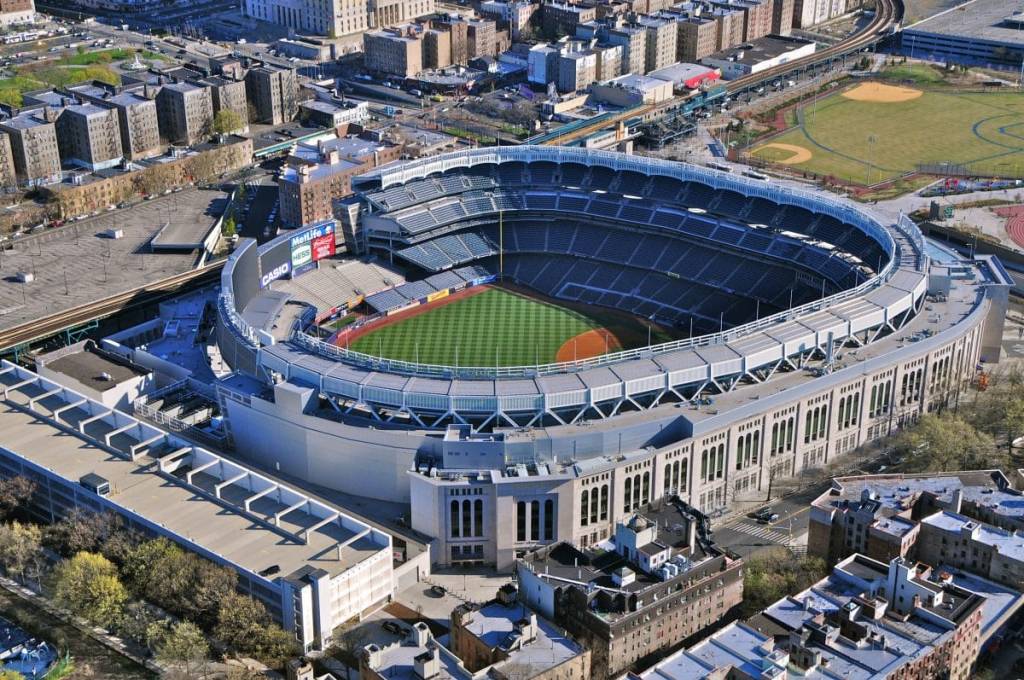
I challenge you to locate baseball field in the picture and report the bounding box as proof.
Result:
[749,81,1024,185]
[344,286,671,367]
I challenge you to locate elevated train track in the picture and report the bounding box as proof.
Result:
[545,0,903,147]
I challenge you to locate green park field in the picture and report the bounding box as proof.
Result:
[749,80,1024,186]
[347,286,664,366]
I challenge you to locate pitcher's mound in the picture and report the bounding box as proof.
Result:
[752,143,813,164]
[843,82,923,103]
[556,329,621,362]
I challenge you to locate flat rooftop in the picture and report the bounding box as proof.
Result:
[0,362,388,581]
[705,34,815,65]
[905,0,1024,45]
[921,510,1024,561]
[41,342,149,391]
[813,471,1013,518]
[461,601,582,675]
[0,188,224,335]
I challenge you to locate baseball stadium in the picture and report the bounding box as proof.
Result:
[215,147,1010,561]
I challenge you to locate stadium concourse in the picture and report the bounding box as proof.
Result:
[214,146,1013,570]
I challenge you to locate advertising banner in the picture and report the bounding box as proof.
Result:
[471,275,497,286]
[427,289,450,303]
[258,239,293,289]
[291,221,336,270]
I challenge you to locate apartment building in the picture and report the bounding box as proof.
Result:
[917,511,1024,590]
[478,0,538,39]
[423,29,453,68]
[0,132,15,189]
[278,132,400,228]
[542,0,596,36]
[55,103,123,171]
[467,19,497,58]
[635,15,677,72]
[710,0,775,41]
[0,0,33,26]
[676,15,719,60]
[793,0,846,28]
[0,107,61,185]
[244,65,299,125]
[517,507,743,679]
[200,75,249,134]
[155,81,214,146]
[363,27,424,78]
[556,49,597,92]
[772,0,795,33]
[66,83,162,161]
[593,42,624,80]
[638,554,1019,680]
[710,6,745,50]
[606,23,647,75]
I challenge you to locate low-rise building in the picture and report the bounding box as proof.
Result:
[363,27,424,78]
[245,65,299,125]
[527,43,561,85]
[66,82,162,161]
[517,505,743,679]
[155,80,214,146]
[638,553,1021,680]
[591,72,674,105]
[648,62,720,90]
[362,590,589,680]
[299,99,369,128]
[0,107,61,186]
[808,471,1022,567]
[55,103,123,171]
[0,0,33,26]
[700,33,815,78]
[279,132,400,228]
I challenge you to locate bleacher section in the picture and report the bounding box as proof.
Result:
[273,260,405,314]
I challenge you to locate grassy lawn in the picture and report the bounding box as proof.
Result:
[877,63,948,85]
[0,60,121,105]
[750,88,1024,185]
[350,287,613,366]
[59,48,160,66]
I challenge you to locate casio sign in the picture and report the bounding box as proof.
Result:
[261,263,290,287]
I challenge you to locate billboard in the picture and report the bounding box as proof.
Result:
[427,289,449,303]
[258,239,293,289]
[291,221,336,267]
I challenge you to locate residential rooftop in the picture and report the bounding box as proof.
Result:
[920,510,1024,561]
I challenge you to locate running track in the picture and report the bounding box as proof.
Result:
[995,205,1024,249]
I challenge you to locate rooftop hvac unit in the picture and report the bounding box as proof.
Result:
[15,271,32,283]
[102,228,124,239]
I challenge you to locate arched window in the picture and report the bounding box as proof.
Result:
[818,406,827,438]
[581,489,589,527]
[589,489,598,525]
[852,393,860,425]
[544,499,554,540]
[805,410,813,443]
[516,501,526,542]
[701,450,709,481]
[632,473,641,509]
[642,472,650,505]
[771,423,779,455]
[600,485,609,520]
[474,499,483,537]
[673,461,681,491]
[752,431,760,464]
[664,463,672,493]
[870,385,878,416]
[716,444,725,479]
[680,460,687,489]
[787,418,795,450]
[736,437,745,471]
[530,500,539,541]
[451,500,460,538]
[462,499,472,538]
[623,478,632,513]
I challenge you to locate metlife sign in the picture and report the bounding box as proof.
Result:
[291,221,336,276]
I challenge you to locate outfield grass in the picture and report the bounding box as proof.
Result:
[349,287,619,366]
[751,88,1024,185]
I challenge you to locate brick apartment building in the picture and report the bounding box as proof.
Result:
[245,65,299,125]
[67,83,162,161]
[0,107,61,186]
[156,81,214,146]
[55,103,123,171]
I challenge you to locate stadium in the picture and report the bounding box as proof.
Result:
[215,146,1009,564]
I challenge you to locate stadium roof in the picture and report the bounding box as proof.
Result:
[905,0,1024,46]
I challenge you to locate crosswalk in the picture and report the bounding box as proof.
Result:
[726,521,809,556]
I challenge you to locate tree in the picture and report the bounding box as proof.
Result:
[153,621,209,678]
[0,476,35,521]
[0,670,26,680]
[0,521,43,585]
[212,109,244,137]
[894,413,1001,473]
[222,215,237,238]
[214,592,297,667]
[45,509,118,557]
[52,552,128,629]
[741,550,827,618]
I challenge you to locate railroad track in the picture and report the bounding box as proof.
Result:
[0,263,224,353]
[546,0,903,146]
